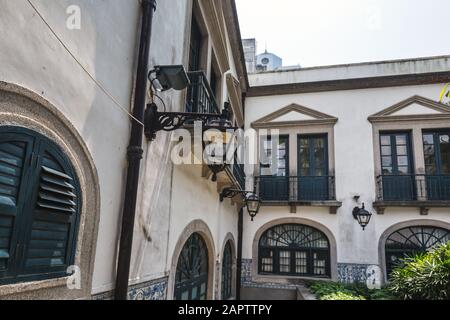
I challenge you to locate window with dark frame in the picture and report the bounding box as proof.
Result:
[174,233,209,300]
[0,126,80,285]
[385,226,450,278]
[379,132,415,201]
[422,131,450,200]
[258,224,331,278]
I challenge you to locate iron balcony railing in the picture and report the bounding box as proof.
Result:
[376,174,450,201]
[186,71,220,114]
[255,176,336,202]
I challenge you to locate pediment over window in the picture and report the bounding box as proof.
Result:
[251,103,338,129]
[368,95,450,123]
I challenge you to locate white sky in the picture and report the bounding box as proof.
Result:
[236,0,450,67]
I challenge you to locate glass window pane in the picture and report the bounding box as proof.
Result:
[425,164,437,175]
[382,167,393,174]
[423,134,434,145]
[396,146,407,156]
[279,251,291,273]
[398,166,409,174]
[380,135,391,146]
[295,251,307,274]
[300,139,309,148]
[439,134,450,144]
[423,145,434,155]
[381,146,392,156]
[382,156,392,166]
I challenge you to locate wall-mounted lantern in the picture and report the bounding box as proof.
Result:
[352,203,372,231]
[220,188,261,221]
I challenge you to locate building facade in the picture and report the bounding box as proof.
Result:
[0,0,449,301]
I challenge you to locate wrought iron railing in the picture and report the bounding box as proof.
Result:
[186,71,220,114]
[255,176,336,202]
[376,174,450,201]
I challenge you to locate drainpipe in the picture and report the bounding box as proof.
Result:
[114,0,157,300]
[236,208,243,300]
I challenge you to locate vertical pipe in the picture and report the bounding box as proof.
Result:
[114,0,157,300]
[235,208,243,300]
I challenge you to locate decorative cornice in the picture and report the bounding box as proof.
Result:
[251,103,338,129]
[247,72,450,97]
[226,74,244,127]
[368,95,450,123]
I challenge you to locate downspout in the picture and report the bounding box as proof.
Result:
[236,208,243,300]
[114,0,157,300]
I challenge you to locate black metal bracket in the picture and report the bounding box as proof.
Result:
[144,103,237,141]
[220,188,253,202]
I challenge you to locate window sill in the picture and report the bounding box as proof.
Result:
[252,274,332,285]
[261,200,342,214]
[0,276,68,298]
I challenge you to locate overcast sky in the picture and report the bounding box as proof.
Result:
[236,0,450,68]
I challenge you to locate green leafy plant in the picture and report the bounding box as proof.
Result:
[389,242,450,300]
[321,292,366,300]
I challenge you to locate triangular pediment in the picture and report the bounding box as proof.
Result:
[369,96,450,122]
[252,103,338,128]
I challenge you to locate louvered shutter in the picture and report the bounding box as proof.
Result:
[0,136,33,276]
[21,143,79,277]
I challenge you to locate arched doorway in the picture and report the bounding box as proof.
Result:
[385,226,450,277]
[258,224,331,277]
[174,233,209,300]
[221,241,233,300]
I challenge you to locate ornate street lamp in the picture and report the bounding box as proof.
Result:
[352,203,372,231]
[220,188,261,221]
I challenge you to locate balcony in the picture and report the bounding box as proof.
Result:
[254,176,341,214]
[186,71,220,114]
[374,174,450,214]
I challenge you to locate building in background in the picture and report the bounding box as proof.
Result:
[242,38,257,74]
[256,50,283,72]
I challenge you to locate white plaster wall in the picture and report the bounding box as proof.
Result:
[244,83,450,266]
[0,0,140,294]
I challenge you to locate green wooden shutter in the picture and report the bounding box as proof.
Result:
[0,137,33,275]
[21,143,79,277]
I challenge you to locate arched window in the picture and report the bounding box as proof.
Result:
[258,224,330,277]
[385,226,450,276]
[0,126,80,285]
[221,241,233,300]
[174,233,208,300]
